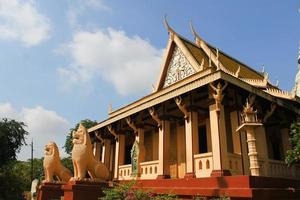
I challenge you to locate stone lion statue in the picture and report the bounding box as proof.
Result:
[43,142,72,182]
[71,124,109,181]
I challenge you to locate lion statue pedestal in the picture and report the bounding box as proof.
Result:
[59,124,110,200]
[37,182,64,200]
[62,180,108,200]
[38,142,72,200]
[43,142,72,183]
[71,124,109,181]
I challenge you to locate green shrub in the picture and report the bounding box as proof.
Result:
[101,181,177,200]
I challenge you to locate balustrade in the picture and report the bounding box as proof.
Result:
[194,152,213,178]
[118,164,132,180]
[140,160,159,179]
[227,153,243,175]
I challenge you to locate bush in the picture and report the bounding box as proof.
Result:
[101,181,177,200]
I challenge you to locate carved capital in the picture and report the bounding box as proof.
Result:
[174,96,189,121]
[107,124,117,138]
[125,117,138,135]
[209,81,228,112]
[95,131,104,144]
[263,103,276,123]
[148,107,162,128]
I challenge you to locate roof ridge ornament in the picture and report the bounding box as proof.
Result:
[163,15,175,40]
[108,103,113,114]
[235,65,241,78]
[189,21,203,46]
[216,48,220,70]
[263,72,269,85]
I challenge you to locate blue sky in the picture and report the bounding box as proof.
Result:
[0,0,299,160]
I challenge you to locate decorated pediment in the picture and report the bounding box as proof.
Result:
[163,46,196,88]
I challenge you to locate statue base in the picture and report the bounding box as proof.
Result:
[37,182,64,200]
[62,180,108,200]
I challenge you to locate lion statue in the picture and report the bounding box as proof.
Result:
[71,124,109,181]
[43,142,72,182]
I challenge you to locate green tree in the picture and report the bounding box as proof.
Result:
[64,119,98,155]
[286,118,300,166]
[0,118,28,167]
[0,118,28,200]
[62,157,74,173]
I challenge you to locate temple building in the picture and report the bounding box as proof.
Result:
[88,21,300,199]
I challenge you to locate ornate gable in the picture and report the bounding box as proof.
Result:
[163,46,196,88]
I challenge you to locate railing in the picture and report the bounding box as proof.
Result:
[118,164,132,180]
[258,159,300,178]
[140,160,159,179]
[268,159,293,177]
[258,159,268,176]
[194,152,213,178]
[228,153,243,175]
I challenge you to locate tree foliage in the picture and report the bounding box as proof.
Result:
[102,181,177,200]
[61,157,73,173]
[64,119,98,155]
[0,118,28,199]
[286,118,300,166]
[0,118,28,167]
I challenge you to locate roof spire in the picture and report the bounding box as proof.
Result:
[189,21,203,46]
[163,15,175,38]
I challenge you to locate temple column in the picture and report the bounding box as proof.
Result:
[135,128,145,178]
[148,107,170,179]
[184,111,198,178]
[209,104,230,176]
[246,128,260,176]
[209,81,231,177]
[157,120,171,179]
[93,142,102,161]
[174,96,198,178]
[236,96,262,176]
[101,139,112,169]
[113,134,125,180]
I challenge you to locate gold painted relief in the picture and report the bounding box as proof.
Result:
[163,46,196,87]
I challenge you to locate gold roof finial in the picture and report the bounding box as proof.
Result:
[163,15,175,38]
[108,103,113,114]
[189,21,203,46]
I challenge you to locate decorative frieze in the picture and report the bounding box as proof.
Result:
[264,88,294,100]
[163,46,196,88]
[209,81,228,112]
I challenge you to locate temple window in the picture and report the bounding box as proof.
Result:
[206,159,210,169]
[225,108,234,153]
[199,160,203,170]
[122,132,135,165]
[265,125,284,160]
[144,130,153,161]
[198,125,208,153]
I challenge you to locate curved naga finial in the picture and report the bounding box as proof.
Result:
[189,21,202,45]
[163,15,175,36]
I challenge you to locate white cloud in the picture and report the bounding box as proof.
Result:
[57,28,163,95]
[0,103,70,160]
[0,0,51,46]
[67,0,109,28]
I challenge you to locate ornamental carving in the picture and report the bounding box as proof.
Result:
[163,46,196,87]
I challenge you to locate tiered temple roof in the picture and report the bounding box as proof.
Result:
[89,20,300,132]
